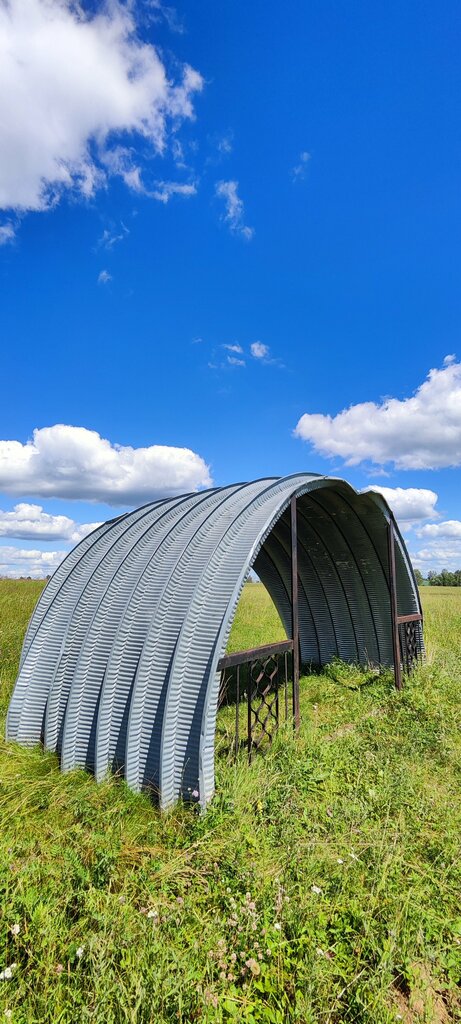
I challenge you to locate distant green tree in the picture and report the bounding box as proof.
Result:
[427,568,461,586]
[413,568,425,586]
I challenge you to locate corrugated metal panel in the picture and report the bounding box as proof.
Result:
[6,473,424,809]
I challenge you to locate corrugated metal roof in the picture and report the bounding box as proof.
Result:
[6,473,423,809]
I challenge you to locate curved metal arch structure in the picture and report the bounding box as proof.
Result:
[7,473,423,808]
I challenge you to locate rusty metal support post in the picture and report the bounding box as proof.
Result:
[291,495,300,731]
[388,518,402,691]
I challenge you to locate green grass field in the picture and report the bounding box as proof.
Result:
[1,580,461,1023]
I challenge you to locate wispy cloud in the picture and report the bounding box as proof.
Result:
[0,222,15,245]
[223,343,244,354]
[98,269,112,285]
[227,355,246,367]
[215,180,254,240]
[216,131,233,156]
[291,151,311,181]
[97,224,129,250]
[146,0,185,34]
[150,181,197,204]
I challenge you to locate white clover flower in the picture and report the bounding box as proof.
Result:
[274,922,281,931]
[337,857,344,864]
[147,909,158,919]
[316,948,325,957]
[0,965,16,981]
[4,1010,12,1019]
[10,924,20,937]
[76,947,84,959]
[311,885,322,895]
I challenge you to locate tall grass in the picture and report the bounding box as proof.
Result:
[0,581,460,1022]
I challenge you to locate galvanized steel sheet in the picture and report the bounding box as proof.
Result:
[6,474,423,808]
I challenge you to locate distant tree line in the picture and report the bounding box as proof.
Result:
[413,567,461,587]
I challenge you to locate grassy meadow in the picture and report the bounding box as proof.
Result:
[0,579,461,1022]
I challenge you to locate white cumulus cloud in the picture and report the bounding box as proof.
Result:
[215,180,253,240]
[98,269,112,284]
[416,520,461,539]
[0,503,100,542]
[411,536,461,573]
[294,357,461,469]
[250,342,269,360]
[0,545,66,579]
[364,486,439,524]
[0,424,211,505]
[0,0,203,214]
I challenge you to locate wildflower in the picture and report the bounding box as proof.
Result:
[316,948,325,957]
[55,964,64,975]
[311,885,322,895]
[0,965,16,981]
[274,922,281,931]
[10,925,19,937]
[245,958,260,976]
[4,1011,12,1020]
[147,909,158,919]
[337,857,344,864]
[192,789,199,798]
[76,947,84,959]
[266,949,272,957]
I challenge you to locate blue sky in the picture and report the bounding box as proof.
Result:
[0,0,460,576]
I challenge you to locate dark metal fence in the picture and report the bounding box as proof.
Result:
[388,519,424,688]
[217,640,296,761]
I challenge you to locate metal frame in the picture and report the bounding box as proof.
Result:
[388,518,423,689]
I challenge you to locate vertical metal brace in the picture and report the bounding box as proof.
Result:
[291,495,301,731]
[388,518,402,691]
